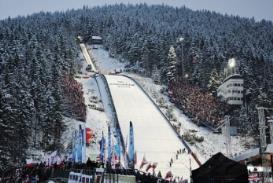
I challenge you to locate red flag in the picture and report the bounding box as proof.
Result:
[165,171,173,179]
[140,155,148,169]
[146,163,152,172]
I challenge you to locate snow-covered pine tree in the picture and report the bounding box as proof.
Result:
[239,106,250,134]
[167,46,177,83]
[207,68,222,92]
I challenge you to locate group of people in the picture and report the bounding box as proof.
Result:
[169,148,187,167]
[2,162,53,183]
[63,74,86,121]
[169,82,229,128]
[2,158,177,183]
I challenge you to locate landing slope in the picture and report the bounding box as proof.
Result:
[105,75,198,179]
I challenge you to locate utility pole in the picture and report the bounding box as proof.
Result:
[224,115,231,157]
[189,155,192,183]
[258,108,273,183]
[258,107,268,183]
[269,117,273,144]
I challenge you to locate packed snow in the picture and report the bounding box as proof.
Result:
[87,45,125,74]
[105,75,199,179]
[125,74,253,160]
[79,43,97,72]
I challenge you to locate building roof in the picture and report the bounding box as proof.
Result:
[232,148,260,162]
[232,144,273,162]
[223,74,243,82]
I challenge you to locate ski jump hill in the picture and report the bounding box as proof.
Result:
[100,74,200,178]
[79,43,200,178]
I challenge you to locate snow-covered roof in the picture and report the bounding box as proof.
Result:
[233,148,259,162]
[233,144,273,162]
[266,143,273,153]
[223,74,243,82]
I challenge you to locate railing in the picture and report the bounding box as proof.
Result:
[121,74,202,166]
[94,74,129,168]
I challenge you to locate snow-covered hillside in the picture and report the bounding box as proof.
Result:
[90,46,252,161]
[125,74,253,160]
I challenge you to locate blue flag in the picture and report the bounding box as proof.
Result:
[99,132,106,162]
[114,143,121,158]
[107,126,112,164]
[128,121,135,168]
[77,125,83,162]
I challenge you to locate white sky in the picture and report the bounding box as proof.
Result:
[0,0,272,21]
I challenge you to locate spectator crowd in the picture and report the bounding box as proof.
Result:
[62,74,86,122]
[169,82,229,128]
[1,159,185,183]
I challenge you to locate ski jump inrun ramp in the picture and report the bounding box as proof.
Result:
[104,74,200,178]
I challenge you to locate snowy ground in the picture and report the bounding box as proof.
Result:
[61,117,85,151]
[89,45,252,162]
[73,44,109,161]
[79,43,97,72]
[125,74,253,161]
[76,44,125,165]
[75,76,109,161]
[105,75,198,179]
[87,44,125,74]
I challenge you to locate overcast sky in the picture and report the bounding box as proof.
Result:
[0,0,272,22]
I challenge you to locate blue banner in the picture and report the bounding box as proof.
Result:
[107,125,112,164]
[72,131,77,162]
[77,125,83,162]
[114,143,121,158]
[99,132,106,162]
[128,121,135,168]
[81,125,86,163]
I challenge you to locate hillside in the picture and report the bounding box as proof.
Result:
[0,4,273,168]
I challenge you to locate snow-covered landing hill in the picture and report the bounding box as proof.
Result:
[89,45,253,161]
